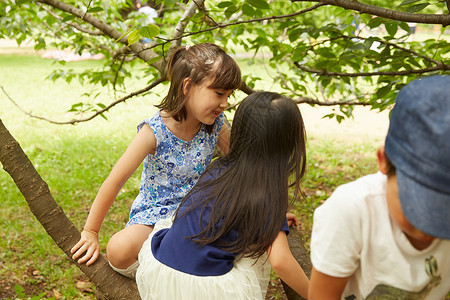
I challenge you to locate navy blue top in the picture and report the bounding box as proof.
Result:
[151,168,290,276]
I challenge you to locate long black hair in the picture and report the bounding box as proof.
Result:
[174,92,307,258]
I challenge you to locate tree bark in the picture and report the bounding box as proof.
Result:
[0,118,140,299]
[281,227,313,300]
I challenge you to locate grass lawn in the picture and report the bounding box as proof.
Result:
[0,52,381,299]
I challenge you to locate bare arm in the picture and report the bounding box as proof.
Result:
[268,231,309,299]
[71,124,156,265]
[217,123,230,155]
[309,267,349,300]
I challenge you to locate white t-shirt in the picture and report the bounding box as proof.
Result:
[311,172,450,299]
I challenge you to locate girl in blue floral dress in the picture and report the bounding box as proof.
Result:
[71,43,241,278]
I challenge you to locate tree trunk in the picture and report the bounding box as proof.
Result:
[0,117,312,299]
[0,118,140,299]
[281,227,313,300]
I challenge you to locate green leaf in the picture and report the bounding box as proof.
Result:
[363,38,374,49]
[224,5,238,16]
[350,43,366,51]
[242,3,255,16]
[88,7,104,13]
[246,0,270,10]
[14,284,24,297]
[342,76,350,84]
[61,15,75,22]
[116,29,133,42]
[321,77,332,88]
[368,17,383,29]
[146,56,163,64]
[398,0,421,6]
[217,1,234,8]
[406,3,429,12]
[127,30,140,45]
[408,58,422,68]
[376,84,393,98]
[191,12,204,22]
[68,103,84,112]
[385,22,398,36]
[399,21,411,33]
[292,47,304,62]
[235,26,244,36]
[288,28,303,42]
[320,49,336,58]
[392,63,403,70]
[139,24,160,38]
[323,113,335,120]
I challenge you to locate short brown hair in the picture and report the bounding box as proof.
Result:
[385,153,396,176]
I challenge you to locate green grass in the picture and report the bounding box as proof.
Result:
[0,53,380,299]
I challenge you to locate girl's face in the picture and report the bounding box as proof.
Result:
[183,78,233,125]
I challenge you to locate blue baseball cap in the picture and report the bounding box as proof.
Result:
[385,75,450,240]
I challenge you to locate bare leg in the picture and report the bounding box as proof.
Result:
[107,224,154,269]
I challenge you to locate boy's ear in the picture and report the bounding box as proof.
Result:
[182,78,191,95]
[377,146,389,175]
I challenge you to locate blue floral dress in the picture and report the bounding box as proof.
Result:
[127,110,224,226]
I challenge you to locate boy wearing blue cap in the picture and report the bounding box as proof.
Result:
[309,75,450,299]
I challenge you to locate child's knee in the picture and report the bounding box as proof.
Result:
[106,233,133,266]
[107,224,153,268]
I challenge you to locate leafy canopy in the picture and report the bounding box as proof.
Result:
[1,0,450,123]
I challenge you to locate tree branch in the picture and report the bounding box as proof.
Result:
[1,77,165,125]
[295,62,450,77]
[295,33,450,77]
[148,3,325,52]
[305,34,441,66]
[233,82,371,106]
[36,2,104,35]
[112,55,128,94]
[281,227,312,300]
[112,46,133,60]
[293,0,450,26]
[169,0,205,53]
[37,0,165,72]
[294,96,371,106]
[176,3,325,41]
[196,1,219,26]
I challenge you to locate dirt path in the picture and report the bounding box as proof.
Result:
[0,39,40,54]
[300,105,390,145]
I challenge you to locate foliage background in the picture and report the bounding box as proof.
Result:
[1,0,450,124]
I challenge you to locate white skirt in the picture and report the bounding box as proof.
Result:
[136,218,270,300]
